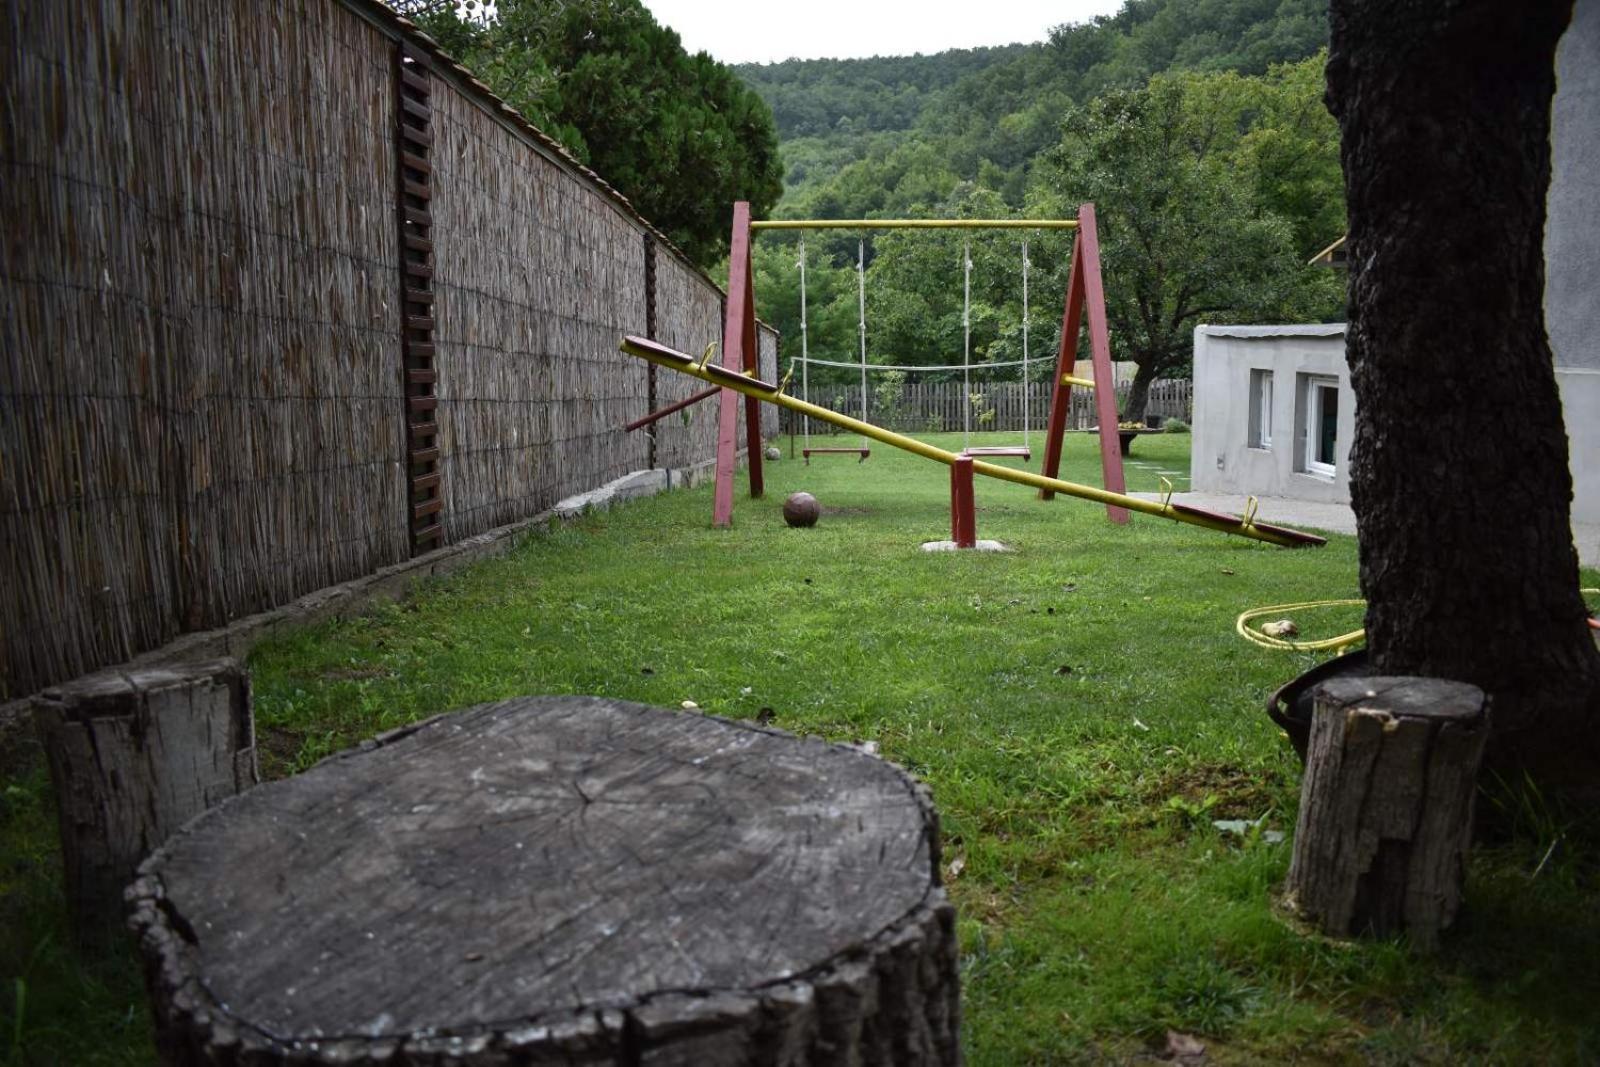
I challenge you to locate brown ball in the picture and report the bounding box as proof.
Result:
[782,492,820,528]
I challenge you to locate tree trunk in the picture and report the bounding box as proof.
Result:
[1283,677,1490,951]
[33,660,258,946]
[128,697,961,1065]
[1325,0,1600,796]
[1121,361,1156,424]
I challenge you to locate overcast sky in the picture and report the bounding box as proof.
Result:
[642,1,1128,65]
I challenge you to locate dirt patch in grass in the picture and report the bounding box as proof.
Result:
[256,725,305,781]
[1145,763,1290,819]
[319,665,392,681]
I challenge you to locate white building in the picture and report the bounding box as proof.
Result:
[1189,324,1353,504]
[1549,0,1600,539]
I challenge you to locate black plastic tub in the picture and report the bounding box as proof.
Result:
[1266,648,1370,764]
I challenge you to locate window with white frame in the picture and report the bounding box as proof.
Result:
[1303,376,1339,476]
[1248,369,1274,449]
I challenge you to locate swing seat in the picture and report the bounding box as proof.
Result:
[962,446,1032,460]
[802,447,871,465]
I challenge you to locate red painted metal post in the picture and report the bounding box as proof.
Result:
[713,203,758,527]
[739,239,765,502]
[1037,235,1086,501]
[952,456,976,548]
[1076,204,1129,523]
[624,385,719,432]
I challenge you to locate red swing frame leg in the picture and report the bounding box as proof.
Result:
[951,456,976,548]
[1037,203,1128,523]
[712,201,765,528]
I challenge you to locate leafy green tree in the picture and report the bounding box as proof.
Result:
[418,0,782,265]
[1031,59,1343,420]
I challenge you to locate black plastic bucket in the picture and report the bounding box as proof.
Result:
[1265,648,1369,763]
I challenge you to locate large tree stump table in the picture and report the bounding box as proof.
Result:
[128,697,960,1065]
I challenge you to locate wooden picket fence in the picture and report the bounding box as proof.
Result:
[784,379,1191,436]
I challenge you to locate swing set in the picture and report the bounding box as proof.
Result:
[620,201,1326,549]
[790,231,1043,463]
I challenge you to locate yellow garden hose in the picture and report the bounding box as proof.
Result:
[1236,600,1367,653]
[1237,589,1600,653]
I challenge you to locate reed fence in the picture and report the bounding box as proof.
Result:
[0,0,775,699]
[784,378,1192,437]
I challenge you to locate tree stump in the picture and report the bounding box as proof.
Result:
[128,697,961,1065]
[33,659,258,945]
[1282,676,1489,950]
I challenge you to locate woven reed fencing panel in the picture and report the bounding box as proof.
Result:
[0,0,408,700]
[758,327,780,440]
[428,80,651,541]
[649,256,725,471]
[2,0,779,699]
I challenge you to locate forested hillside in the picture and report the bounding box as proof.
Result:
[736,47,1030,140]
[739,0,1329,210]
[733,0,1343,416]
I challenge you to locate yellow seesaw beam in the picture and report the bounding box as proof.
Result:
[618,336,1326,548]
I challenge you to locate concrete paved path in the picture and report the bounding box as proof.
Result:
[1129,491,1600,570]
[1128,491,1358,538]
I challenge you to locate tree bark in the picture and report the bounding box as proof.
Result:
[128,697,961,1065]
[1121,360,1156,424]
[33,660,257,946]
[1283,677,1489,952]
[1325,0,1600,796]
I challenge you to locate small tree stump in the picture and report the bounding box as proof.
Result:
[128,697,960,1065]
[33,659,258,945]
[1282,676,1489,950]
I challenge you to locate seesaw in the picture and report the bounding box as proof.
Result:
[617,335,1325,549]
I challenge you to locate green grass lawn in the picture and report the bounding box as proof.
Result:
[5,431,1599,1064]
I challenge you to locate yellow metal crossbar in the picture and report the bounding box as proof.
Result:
[618,336,1324,548]
[1061,375,1096,389]
[750,219,1079,231]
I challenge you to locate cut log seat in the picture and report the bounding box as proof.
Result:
[129,696,960,1065]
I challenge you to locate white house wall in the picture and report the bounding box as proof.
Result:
[1189,325,1354,503]
[1549,0,1599,528]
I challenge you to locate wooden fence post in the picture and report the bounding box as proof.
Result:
[1282,676,1489,951]
[34,659,258,945]
[396,43,443,553]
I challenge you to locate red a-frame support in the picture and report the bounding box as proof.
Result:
[1038,203,1128,523]
[712,202,765,527]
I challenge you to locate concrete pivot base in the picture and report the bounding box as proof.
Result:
[920,540,1010,553]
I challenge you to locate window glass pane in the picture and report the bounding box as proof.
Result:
[1249,369,1273,448]
[1316,385,1338,465]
